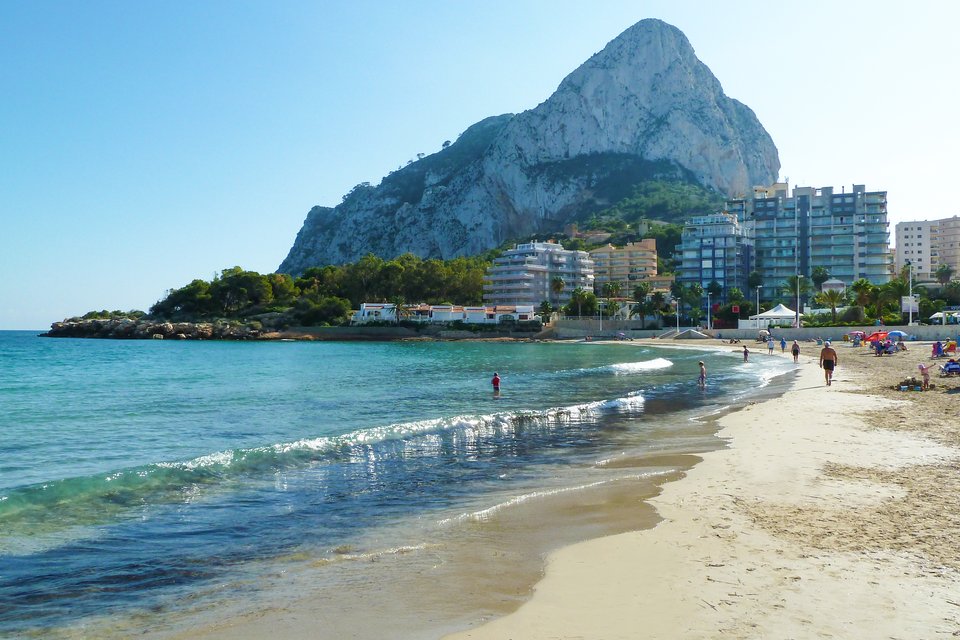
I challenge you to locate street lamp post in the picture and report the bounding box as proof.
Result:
[755,285,761,330]
[796,274,802,328]
[706,292,712,331]
[675,299,680,333]
[907,260,913,326]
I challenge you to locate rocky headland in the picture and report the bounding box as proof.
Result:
[279,18,780,274]
[42,318,268,340]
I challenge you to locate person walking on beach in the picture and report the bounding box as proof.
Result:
[780,337,787,353]
[698,361,706,389]
[491,372,501,396]
[743,345,749,362]
[767,337,775,354]
[819,341,838,386]
[791,340,800,363]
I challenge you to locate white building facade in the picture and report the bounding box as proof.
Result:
[352,303,538,325]
[894,220,937,281]
[483,242,594,307]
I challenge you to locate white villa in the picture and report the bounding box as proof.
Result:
[351,303,539,325]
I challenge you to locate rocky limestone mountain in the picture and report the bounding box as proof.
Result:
[279,19,779,275]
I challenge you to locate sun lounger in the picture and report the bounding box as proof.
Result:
[938,361,960,376]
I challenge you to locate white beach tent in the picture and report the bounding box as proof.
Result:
[743,303,802,330]
[929,311,960,323]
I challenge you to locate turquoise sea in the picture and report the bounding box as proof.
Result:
[0,331,794,638]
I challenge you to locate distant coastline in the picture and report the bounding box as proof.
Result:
[40,317,546,342]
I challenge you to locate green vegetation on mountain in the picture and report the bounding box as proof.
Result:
[588,178,725,227]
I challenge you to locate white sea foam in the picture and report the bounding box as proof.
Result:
[606,357,673,374]
[159,393,651,475]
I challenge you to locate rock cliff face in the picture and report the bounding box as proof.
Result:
[279,19,779,274]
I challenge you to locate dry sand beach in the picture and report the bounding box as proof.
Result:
[447,339,960,639]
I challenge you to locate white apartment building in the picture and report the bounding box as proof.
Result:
[894,220,937,280]
[894,215,960,281]
[483,242,594,307]
[935,216,960,278]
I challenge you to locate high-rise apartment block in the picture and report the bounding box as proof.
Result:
[935,217,960,278]
[676,212,753,302]
[483,242,594,307]
[894,220,937,280]
[895,215,960,281]
[726,183,891,300]
[589,239,658,296]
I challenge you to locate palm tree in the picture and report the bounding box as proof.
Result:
[650,291,667,326]
[538,301,554,322]
[550,276,565,308]
[850,278,876,318]
[780,277,812,302]
[632,282,651,304]
[944,281,960,306]
[707,280,722,298]
[935,264,954,286]
[602,281,622,299]
[682,283,704,325]
[606,300,622,319]
[391,296,411,325]
[811,266,830,291]
[814,289,846,323]
[870,284,899,322]
[849,278,874,314]
[569,287,587,318]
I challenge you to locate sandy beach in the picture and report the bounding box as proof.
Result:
[446,339,960,639]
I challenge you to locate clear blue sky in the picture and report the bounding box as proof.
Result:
[2,1,958,329]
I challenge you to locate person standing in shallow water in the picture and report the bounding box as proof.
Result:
[698,361,706,389]
[743,345,749,362]
[819,341,838,386]
[491,372,501,396]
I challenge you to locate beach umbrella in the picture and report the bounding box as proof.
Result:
[864,331,888,342]
[886,330,908,339]
[848,330,865,337]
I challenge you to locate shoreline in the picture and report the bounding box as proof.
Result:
[140,341,797,640]
[445,341,960,638]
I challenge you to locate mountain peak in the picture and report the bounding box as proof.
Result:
[278,19,779,274]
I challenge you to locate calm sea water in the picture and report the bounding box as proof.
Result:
[0,331,793,637]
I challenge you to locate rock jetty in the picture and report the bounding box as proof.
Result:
[42,318,264,340]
